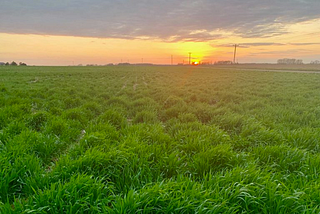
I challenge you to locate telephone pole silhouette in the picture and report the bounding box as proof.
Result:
[233,44,237,64]
[189,52,192,65]
[171,55,173,65]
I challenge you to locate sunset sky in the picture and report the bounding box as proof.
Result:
[1,0,320,65]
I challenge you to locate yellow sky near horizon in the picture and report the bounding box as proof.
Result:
[1,19,320,65]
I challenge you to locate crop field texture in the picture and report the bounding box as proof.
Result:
[1,66,320,213]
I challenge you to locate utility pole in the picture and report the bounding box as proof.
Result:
[233,44,237,64]
[171,55,173,65]
[189,52,192,65]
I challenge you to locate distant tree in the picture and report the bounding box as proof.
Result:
[214,61,233,65]
[310,60,320,64]
[19,62,27,66]
[277,58,303,65]
[5,62,9,66]
[10,61,18,66]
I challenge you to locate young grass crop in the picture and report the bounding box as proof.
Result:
[1,65,320,213]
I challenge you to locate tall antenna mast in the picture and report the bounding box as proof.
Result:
[233,44,237,64]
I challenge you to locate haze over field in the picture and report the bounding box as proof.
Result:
[1,0,320,65]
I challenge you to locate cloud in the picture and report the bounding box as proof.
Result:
[212,42,320,48]
[289,43,320,46]
[1,0,320,41]
[167,31,224,42]
[248,48,315,56]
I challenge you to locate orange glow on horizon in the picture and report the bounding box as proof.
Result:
[0,18,320,66]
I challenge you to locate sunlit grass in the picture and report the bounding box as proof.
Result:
[1,65,320,213]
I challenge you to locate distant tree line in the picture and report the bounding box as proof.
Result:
[310,60,320,64]
[277,58,303,65]
[0,61,27,66]
[214,61,233,65]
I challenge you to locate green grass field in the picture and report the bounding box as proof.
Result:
[1,65,320,213]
